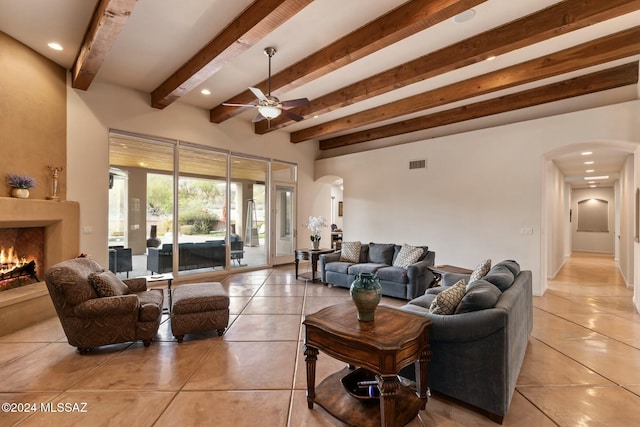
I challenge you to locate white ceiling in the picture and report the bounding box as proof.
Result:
[1,0,638,188]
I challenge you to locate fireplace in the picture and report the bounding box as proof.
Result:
[0,227,45,291]
[0,197,80,336]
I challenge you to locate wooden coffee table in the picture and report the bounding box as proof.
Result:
[303,302,432,427]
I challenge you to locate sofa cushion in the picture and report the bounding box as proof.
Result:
[429,279,466,315]
[340,241,361,263]
[455,279,502,314]
[368,243,395,265]
[495,260,521,277]
[375,266,409,284]
[406,293,436,309]
[348,263,385,276]
[483,265,516,291]
[392,244,424,268]
[469,259,491,283]
[325,261,353,274]
[88,270,130,298]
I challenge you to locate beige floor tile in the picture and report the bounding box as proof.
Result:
[256,284,307,296]
[0,316,65,343]
[220,282,263,297]
[304,284,348,297]
[0,342,123,392]
[222,275,268,285]
[519,385,640,426]
[228,296,251,315]
[517,339,612,386]
[185,341,297,390]
[223,314,302,341]
[70,340,216,391]
[0,342,48,366]
[533,293,604,315]
[288,389,352,426]
[18,391,175,427]
[243,296,304,314]
[264,275,308,285]
[532,308,602,341]
[559,313,640,341]
[157,390,291,427]
[0,392,60,426]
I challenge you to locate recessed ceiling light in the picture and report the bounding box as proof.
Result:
[585,169,594,173]
[47,42,63,51]
[588,181,596,184]
[584,161,594,165]
[584,176,609,180]
[486,56,496,61]
[590,185,597,188]
[581,151,592,156]
[453,9,475,23]
[200,89,211,95]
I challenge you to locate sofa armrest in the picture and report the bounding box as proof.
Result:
[123,277,148,292]
[406,260,435,298]
[73,295,139,318]
[320,252,341,283]
[423,307,507,342]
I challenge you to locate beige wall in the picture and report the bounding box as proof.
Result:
[0,32,66,200]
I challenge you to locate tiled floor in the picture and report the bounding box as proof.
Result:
[1,252,639,426]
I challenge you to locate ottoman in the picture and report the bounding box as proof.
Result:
[171,282,230,342]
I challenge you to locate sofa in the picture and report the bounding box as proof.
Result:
[147,240,241,273]
[45,257,164,352]
[319,242,436,300]
[399,260,532,423]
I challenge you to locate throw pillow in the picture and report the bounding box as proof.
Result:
[340,241,361,263]
[455,279,502,314]
[368,243,395,265]
[392,244,424,268]
[88,270,130,298]
[429,279,466,315]
[469,259,491,283]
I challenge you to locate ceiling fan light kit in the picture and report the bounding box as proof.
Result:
[223,47,310,124]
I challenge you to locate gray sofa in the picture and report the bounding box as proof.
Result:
[319,242,435,300]
[399,261,532,423]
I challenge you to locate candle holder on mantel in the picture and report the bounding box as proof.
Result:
[47,166,63,201]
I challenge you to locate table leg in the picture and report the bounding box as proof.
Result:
[377,374,400,427]
[304,344,318,409]
[167,279,173,313]
[310,254,318,282]
[295,258,300,280]
[416,347,432,409]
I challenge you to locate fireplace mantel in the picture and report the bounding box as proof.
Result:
[0,197,80,336]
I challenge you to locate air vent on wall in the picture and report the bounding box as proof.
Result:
[409,159,427,170]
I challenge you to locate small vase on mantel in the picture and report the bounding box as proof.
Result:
[10,188,30,199]
[350,273,382,322]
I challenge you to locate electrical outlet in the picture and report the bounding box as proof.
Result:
[520,227,533,235]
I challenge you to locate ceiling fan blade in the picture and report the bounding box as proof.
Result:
[222,102,256,107]
[281,109,304,122]
[252,112,266,123]
[281,97,310,109]
[249,87,267,102]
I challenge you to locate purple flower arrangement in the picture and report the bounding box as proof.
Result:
[6,174,36,189]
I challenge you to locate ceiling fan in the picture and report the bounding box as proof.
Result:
[223,47,310,123]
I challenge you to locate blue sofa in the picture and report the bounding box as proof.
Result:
[399,261,532,423]
[319,242,435,300]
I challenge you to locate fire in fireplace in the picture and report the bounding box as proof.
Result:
[0,228,44,292]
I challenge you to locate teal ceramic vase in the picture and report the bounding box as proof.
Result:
[350,273,382,322]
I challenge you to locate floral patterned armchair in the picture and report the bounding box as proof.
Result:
[45,257,163,353]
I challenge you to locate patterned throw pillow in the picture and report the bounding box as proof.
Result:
[429,279,466,315]
[88,270,130,298]
[340,241,362,263]
[468,259,491,284]
[392,244,424,269]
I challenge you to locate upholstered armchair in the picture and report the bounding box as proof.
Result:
[45,257,164,353]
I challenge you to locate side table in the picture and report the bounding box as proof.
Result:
[428,264,473,287]
[295,248,334,282]
[303,302,432,427]
[143,273,174,313]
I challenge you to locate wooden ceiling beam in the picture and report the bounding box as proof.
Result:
[319,62,639,149]
[72,0,138,90]
[257,0,640,134]
[209,0,487,123]
[291,26,640,143]
[151,0,312,109]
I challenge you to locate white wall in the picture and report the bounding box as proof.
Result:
[571,187,615,253]
[546,161,568,279]
[316,100,640,296]
[66,80,321,266]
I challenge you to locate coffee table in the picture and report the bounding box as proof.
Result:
[303,302,432,427]
[295,248,334,282]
